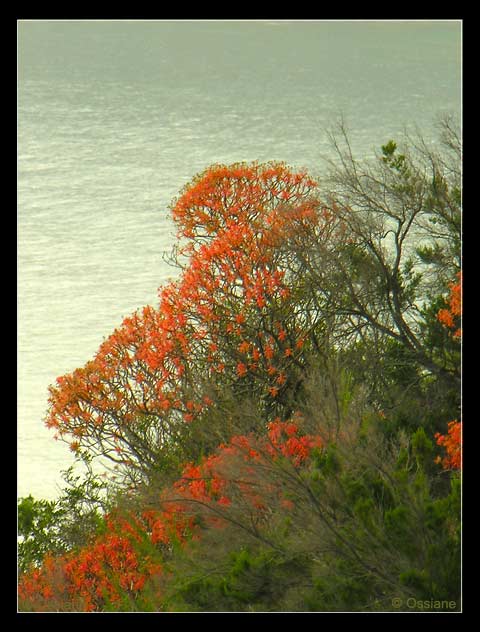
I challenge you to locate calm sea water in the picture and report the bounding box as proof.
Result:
[18,20,461,499]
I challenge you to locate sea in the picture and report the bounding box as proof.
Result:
[17,20,461,500]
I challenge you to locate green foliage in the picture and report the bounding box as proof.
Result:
[18,458,109,573]
[167,545,313,612]
[152,410,460,613]
[381,139,410,178]
[411,427,434,469]
[18,496,63,573]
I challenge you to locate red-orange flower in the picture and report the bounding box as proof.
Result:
[237,362,248,377]
[435,420,462,470]
[437,271,462,339]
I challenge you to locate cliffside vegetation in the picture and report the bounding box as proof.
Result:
[18,117,462,612]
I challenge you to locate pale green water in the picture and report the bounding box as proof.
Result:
[17,20,461,499]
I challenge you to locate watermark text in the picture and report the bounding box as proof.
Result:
[392,597,458,611]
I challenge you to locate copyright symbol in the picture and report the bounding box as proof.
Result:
[392,598,402,609]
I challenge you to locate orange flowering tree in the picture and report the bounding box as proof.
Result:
[20,402,463,612]
[18,509,165,612]
[169,414,324,527]
[45,162,343,483]
[19,412,327,612]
